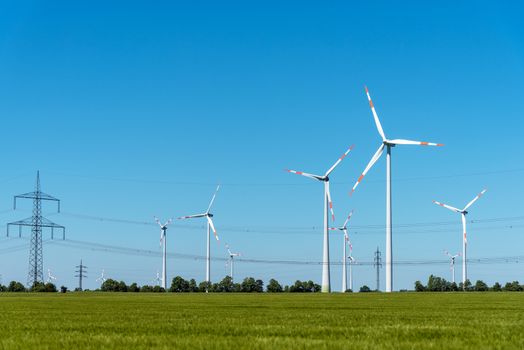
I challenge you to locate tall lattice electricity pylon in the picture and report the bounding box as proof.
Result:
[7,171,65,287]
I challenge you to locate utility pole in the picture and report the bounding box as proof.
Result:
[75,259,87,291]
[373,247,382,292]
[7,171,65,287]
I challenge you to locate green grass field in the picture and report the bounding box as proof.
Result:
[0,293,522,349]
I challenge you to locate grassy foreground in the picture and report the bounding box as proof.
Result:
[0,293,522,349]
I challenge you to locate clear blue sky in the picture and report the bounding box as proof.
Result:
[0,1,522,291]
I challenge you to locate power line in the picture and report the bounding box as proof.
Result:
[58,210,524,236]
[49,167,524,187]
[46,238,524,267]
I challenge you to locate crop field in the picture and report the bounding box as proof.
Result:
[0,293,522,349]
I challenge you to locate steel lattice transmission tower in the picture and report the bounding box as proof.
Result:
[7,171,65,287]
[373,247,382,292]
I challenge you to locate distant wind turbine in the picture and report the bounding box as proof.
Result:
[225,243,241,281]
[287,145,354,293]
[351,87,443,292]
[178,185,221,285]
[330,210,354,292]
[47,269,57,284]
[433,189,487,288]
[96,269,107,284]
[444,250,460,284]
[154,217,173,290]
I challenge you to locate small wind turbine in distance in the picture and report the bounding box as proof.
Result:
[286,145,355,293]
[96,269,107,284]
[444,250,461,284]
[225,243,241,281]
[154,271,161,286]
[154,217,173,291]
[433,189,487,289]
[329,210,354,292]
[351,86,443,293]
[178,185,221,285]
[47,269,57,284]
[348,254,356,292]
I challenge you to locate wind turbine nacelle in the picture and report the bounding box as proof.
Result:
[208,213,214,218]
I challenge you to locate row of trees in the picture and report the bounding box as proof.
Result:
[0,281,62,293]
[414,275,524,292]
[99,276,323,293]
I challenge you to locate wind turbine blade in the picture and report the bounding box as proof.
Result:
[365,86,386,141]
[463,189,487,211]
[163,218,173,227]
[346,232,353,251]
[207,185,220,213]
[226,244,232,255]
[285,169,322,181]
[207,216,219,241]
[326,181,335,222]
[154,217,162,227]
[343,210,354,228]
[389,139,444,147]
[461,213,467,245]
[433,201,461,213]
[178,213,207,220]
[350,143,385,195]
[325,145,355,177]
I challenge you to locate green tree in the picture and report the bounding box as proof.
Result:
[474,280,489,292]
[492,282,502,292]
[188,279,198,292]
[217,276,235,292]
[266,279,283,293]
[359,285,372,293]
[30,282,47,292]
[414,280,426,292]
[198,281,212,293]
[503,281,522,292]
[128,283,140,292]
[140,285,154,292]
[60,286,68,293]
[241,277,262,292]
[101,279,119,292]
[170,276,190,292]
[427,275,450,292]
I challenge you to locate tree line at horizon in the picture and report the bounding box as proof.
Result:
[0,275,523,293]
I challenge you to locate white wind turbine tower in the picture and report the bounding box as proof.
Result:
[178,185,221,284]
[433,189,487,288]
[96,269,107,284]
[329,210,354,292]
[351,87,443,292]
[225,244,241,281]
[287,145,354,293]
[444,250,460,284]
[47,269,57,284]
[154,217,173,290]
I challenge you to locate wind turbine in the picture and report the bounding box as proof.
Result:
[96,269,107,284]
[348,254,356,292]
[444,250,460,284]
[46,269,57,284]
[154,271,161,286]
[154,217,173,290]
[351,87,443,292]
[225,244,241,281]
[287,145,354,293]
[433,189,487,288]
[178,185,221,284]
[329,210,354,292]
